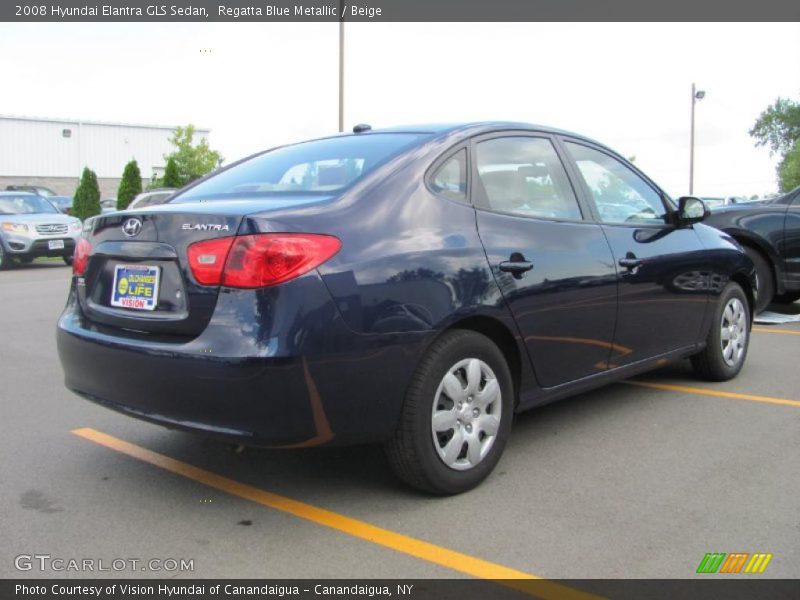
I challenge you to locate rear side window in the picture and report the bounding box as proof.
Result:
[429,149,467,201]
[174,133,429,202]
[475,137,582,220]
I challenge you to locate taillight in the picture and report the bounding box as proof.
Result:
[186,236,235,285]
[187,233,341,288]
[73,238,92,276]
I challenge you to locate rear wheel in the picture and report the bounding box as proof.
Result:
[743,246,773,314]
[385,330,513,495]
[691,282,750,381]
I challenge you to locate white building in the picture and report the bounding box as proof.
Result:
[0,115,210,197]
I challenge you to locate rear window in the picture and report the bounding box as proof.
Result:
[136,192,173,208]
[173,133,429,202]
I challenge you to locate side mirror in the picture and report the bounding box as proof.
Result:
[676,196,708,226]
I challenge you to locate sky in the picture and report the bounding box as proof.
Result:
[2,22,799,198]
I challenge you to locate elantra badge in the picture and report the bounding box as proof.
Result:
[181,223,231,232]
[122,218,143,237]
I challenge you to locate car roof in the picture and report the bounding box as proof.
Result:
[337,121,611,153]
[370,121,577,136]
[0,191,38,196]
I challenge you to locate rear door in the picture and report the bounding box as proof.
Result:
[473,133,619,388]
[561,139,710,366]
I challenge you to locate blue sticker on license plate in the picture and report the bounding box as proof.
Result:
[111,264,160,311]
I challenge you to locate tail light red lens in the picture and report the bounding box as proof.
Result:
[187,233,341,289]
[187,236,236,285]
[72,238,92,276]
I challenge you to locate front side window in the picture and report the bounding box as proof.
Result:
[475,137,582,220]
[565,142,667,225]
[429,149,467,201]
[174,133,429,202]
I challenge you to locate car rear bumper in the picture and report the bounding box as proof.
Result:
[58,324,317,445]
[57,276,426,447]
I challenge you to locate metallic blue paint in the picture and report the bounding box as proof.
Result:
[56,123,756,447]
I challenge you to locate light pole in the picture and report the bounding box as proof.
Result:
[338,8,345,133]
[689,83,705,195]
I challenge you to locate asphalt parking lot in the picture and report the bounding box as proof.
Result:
[2,262,799,585]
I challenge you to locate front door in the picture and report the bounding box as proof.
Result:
[473,134,619,388]
[562,140,710,367]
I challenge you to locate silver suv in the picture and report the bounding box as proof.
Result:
[0,192,83,269]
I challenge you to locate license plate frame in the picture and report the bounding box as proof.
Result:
[110,264,160,311]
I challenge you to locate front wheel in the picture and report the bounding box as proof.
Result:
[691,282,750,381]
[385,330,514,495]
[62,255,74,266]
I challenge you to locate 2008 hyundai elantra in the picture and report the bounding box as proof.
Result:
[57,122,755,494]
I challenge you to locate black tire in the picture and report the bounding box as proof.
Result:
[743,246,773,314]
[774,292,800,305]
[62,255,73,266]
[0,245,8,270]
[691,282,750,381]
[385,329,514,495]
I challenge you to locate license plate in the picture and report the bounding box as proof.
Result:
[110,264,160,311]
[48,239,65,250]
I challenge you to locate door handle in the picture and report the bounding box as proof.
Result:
[618,253,643,270]
[499,259,534,279]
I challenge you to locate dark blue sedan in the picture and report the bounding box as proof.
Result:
[57,122,755,494]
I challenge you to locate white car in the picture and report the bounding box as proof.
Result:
[0,192,83,269]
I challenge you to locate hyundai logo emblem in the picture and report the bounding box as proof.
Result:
[122,218,143,237]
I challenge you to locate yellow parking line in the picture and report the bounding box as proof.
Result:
[752,327,800,336]
[623,381,800,408]
[72,427,601,600]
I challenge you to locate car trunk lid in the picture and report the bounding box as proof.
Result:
[77,210,244,338]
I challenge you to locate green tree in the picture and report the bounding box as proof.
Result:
[750,97,800,192]
[749,98,800,155]
[161,156,182,188]
[777,141,800,192]
[117,159,142,210]
[164,124,223,186]
[72,167,101,221]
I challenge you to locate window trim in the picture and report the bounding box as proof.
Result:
[468,131,590,224]
[424,145,471,205]
[557,136,676,229]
